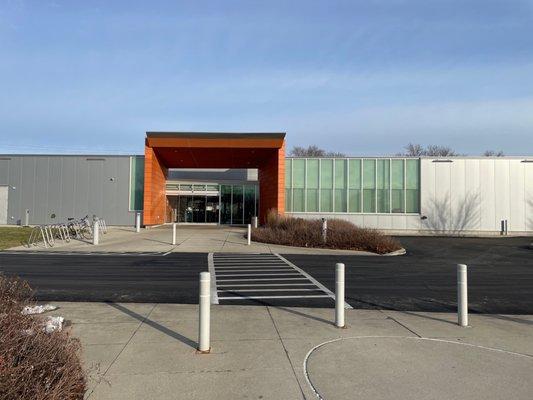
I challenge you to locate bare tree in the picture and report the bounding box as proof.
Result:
[398,143,458,157]
[289,145,346,157]
[483,150,505,157]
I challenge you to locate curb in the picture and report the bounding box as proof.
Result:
[382,247,407,256]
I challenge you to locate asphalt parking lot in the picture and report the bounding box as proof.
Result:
[0,236,532,313]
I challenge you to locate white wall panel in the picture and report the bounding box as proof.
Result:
[526,163,533,231]
[494,160,510,230]
[478,160,496,231]
[509,161,525,231]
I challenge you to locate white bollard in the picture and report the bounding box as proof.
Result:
[198,272,211,353]
[322,218,328,243]
[135,212,141,233]
[457,264,468,327]
[93,221,99,245]
[172,223,177,245]
[252,216,258,228]
[24,209,30,226]
[247,224,251,245]
[335,263,345,328]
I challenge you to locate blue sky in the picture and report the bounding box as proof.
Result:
[1,0,532,155]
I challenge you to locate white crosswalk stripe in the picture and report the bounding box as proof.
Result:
[209,253,350,306]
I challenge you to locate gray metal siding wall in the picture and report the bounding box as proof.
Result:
[0,155,135,226]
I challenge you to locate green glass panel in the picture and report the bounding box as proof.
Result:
[348,159,361,189]
[376,160,390,213]
[320,159,333,189]
[285,159,292,188]
[363,159,376,189]
[363,189,376,212]
[391,190,404,213]
[129,157,144,211]
[293,188,305,212]
[307,159,319,189]
[391,159,404,189]
[335,159,347,189]
[348,189,361,212]
[206,184,219,191]
[285,188,292,212]
[320,189,333,212]
[180,184,192,191]
[193,184,206,191]
[334,189,347,212]
[405,159,420,213]
[306,189,319,212]
[293,159,305,188]
[406,159,420,189]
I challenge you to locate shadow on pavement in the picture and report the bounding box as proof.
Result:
[105,302,198,350]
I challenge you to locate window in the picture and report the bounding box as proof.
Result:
[348,159,361,212]
[334,159,347,212]
[129,157,144,211]
[320,159,333,212]
[391,160,404,213]
[363,159,376,213]
[376,159,390,213]
[306,159,319,212]
[284,157,420,215]
[406,159,420,213]
[292,159,305,212]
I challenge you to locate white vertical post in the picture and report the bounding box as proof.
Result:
[135,212,141,233]
[24,209,30,226]
[172,223,177,245]
[322,218,328,243]
[457,264,468,327]
[247,224,251,245]
[198,272,211,353]
[335,263,345,328]
[93,221,99,245]
[252,216,258,228]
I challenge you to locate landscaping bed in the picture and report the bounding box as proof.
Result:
[0,275,86,399]
[252,213,402,254]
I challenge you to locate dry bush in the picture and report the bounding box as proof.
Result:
[0,275,86,400]
[252,212,402,254]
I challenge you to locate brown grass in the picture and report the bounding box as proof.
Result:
[0,275,86,400]
[252,211,402,254]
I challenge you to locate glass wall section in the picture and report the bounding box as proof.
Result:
[231,185,244,224]
[376,159,390,213]
[244,185,256,224]
[285,159,292,212]
[292,159,305,212]
[348,159,361,212]
[284,158,420,214]
[320,159,333,212]
[306,159,319,212]
[362,160,376,212]
[129,156,144,211]
[334,159,347,212]
[220,185,232,224]
[405,159,420,213]
[391,160,404,213]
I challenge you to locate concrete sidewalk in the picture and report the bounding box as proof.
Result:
[48,302,533,400]
[10,225,377,255]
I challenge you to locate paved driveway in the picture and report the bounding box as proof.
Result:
[0,236,532,313]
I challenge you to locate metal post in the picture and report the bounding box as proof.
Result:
[135,212,141,233]
[252,216,258,228]
[24,209,30,226]
[172,223,177,245]
[93,221,99,245]
[322,218,328,243]
[247,224,251,245]
[335,263,345,328]
[457,264,468,327]
[505,219,508,235]
[198,272,211,353]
